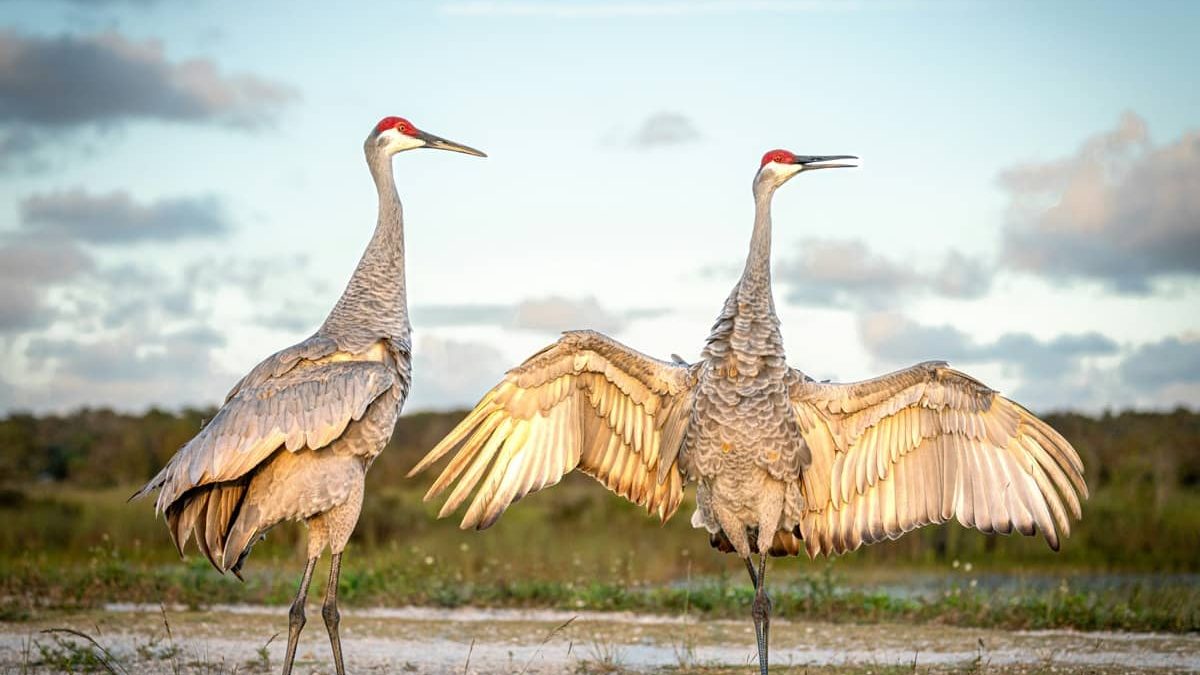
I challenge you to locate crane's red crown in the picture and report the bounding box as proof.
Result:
[375,116,418,137]
[760,149,796,168]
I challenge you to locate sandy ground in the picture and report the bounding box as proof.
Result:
[2,604,1198,674]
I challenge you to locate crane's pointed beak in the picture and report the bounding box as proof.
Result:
[795,154,858,170]
[417,130,487,157]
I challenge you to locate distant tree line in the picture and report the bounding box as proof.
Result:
[1,407,1197,569]
[1,407,1196,493]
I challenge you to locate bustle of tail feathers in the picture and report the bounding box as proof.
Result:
[708,527,805,558]
[161,481,251,577]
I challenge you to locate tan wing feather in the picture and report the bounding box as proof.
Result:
[140,359,396,514]
[410,330,695,530]
[790,361,1087,558]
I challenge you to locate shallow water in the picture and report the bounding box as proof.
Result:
[2,604,1197,673]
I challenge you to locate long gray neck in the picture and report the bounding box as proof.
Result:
[738,182,776,303]
[701,178,783,366]
[319,144,411,349]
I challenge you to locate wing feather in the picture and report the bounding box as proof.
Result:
[139,359,395,514]
[791,361,1087,557]
[412,330,695,530]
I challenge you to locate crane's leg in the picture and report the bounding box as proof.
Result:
[322,552,346,675]
[750,553,771,675]
[282,556,318,675]
[744,556,759,587]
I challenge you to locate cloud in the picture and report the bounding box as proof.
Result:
[513,296,632,334]
[406,337,509,411]
[443,1,856,17]
[0,30,296,128]
[858,312,975,363]
[0,248,322,411]
[0,29,296,169]
[856,312,1200,411]
[998,112,1200,293]
[0,238,93,284]
[603,112,702,150]
[27,326,224,385]
[931,250,994,299]
[19,189,230,243]
[18,328,233,410]
[777,239,992,307]
[1119,336,1200,392]
[627,112,701,148]
[858,312,1117,377]
[71,264,204,333]
[983,331,1119,379]
[411,304,513,328]
[0,127,46,173]
[0,238,93,332]
[413,296,665,334]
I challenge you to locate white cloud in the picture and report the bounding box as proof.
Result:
[857,312,1198,412]
[777,239,992,307]
[20,189,230,243]
[998,112,1200,293]
[406,336,508,411]
[0,29,297,170]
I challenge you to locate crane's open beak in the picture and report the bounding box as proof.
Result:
[417,130,487,158]
[796,155,858,170]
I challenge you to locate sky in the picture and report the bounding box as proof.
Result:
[0,0,1197,415]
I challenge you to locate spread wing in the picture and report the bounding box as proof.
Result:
[136,358,396,514]
[409,330,696,530]
[788,361,1087,558]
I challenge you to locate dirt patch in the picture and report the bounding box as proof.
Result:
[1,604,1197,673]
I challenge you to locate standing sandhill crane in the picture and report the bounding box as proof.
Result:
[409,150,1087,675]
[133,116,485,675]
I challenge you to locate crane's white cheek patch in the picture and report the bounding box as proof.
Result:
[378,129,425,153]
[762,162,802,184]
[392,134,425,153]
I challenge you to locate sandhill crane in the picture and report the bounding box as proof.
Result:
[409,149,1087,675]
[133,116,485,675]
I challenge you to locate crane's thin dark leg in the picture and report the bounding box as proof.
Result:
[751,554,771,675]
[322,552,346,675]
[744,556,759,588]
[282,556,318,675]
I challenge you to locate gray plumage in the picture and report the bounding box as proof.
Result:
[134,116,484,675]
[410,151,1087,675]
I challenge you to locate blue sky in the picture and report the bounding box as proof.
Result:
[1,0,1197,414]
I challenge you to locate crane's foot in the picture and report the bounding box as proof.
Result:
[282,556,318,675]
[752,588,772,675]
[322,552,346,675]
[750,554,771,675]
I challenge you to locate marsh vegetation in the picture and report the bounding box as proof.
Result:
[1,408,1197,635]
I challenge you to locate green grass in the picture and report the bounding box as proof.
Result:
[2,480,1198,634]
[3,540,1196,633]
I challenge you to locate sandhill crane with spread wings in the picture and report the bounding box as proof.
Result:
[134,117,485,675]
[409,150,1087,675]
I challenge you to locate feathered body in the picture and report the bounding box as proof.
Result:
[410,150,1086,674]
[131,114,487,675]
[135,139,412,575]
[688,182,809,559]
